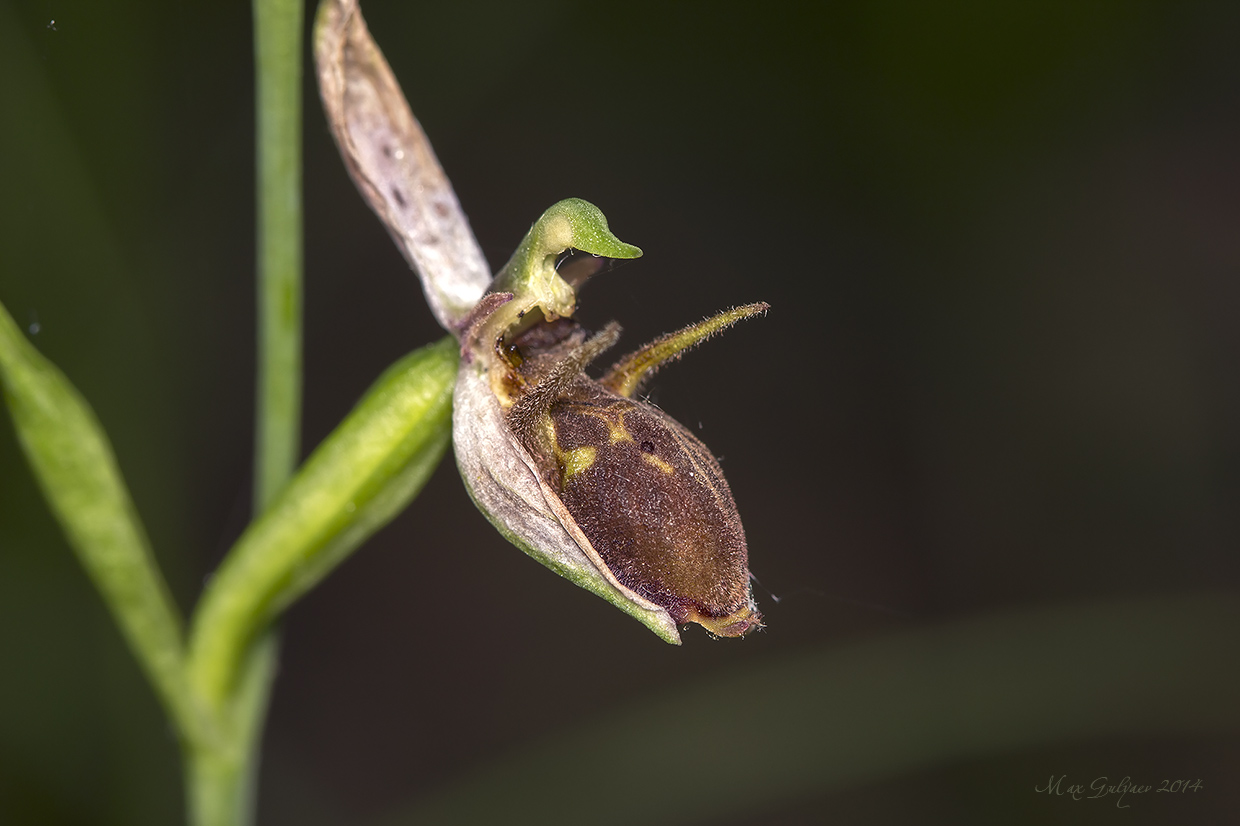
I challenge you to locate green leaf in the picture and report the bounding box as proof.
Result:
[187,336,458,708]
[386,595,1240,825]
[0,298,202,742]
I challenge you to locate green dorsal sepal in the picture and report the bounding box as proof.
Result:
[482,199,642,345]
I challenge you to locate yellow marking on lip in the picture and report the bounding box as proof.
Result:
[560,446,597,484]
[537,413,596,486]
[640,452,674,474]
[577,405,634,444]
[607,423,633,444]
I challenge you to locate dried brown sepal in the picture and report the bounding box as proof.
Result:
[314,0,491,330]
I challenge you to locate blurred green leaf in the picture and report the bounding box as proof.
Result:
[387,595,1240,826]
[187,336,458,709]
[0,298,202,743]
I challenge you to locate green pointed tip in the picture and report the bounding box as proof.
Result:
[541,198,642,260]
[488,199,643,333]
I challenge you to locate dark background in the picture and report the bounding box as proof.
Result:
[1,0,1238,823]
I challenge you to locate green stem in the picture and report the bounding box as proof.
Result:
[186,631,279,826]
[254,0,304,514]
[185,0,304,823]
